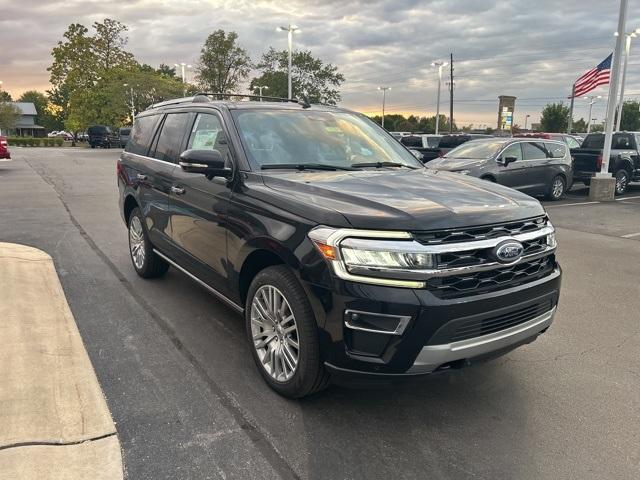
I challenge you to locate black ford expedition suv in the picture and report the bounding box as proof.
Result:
[117,94,561,398]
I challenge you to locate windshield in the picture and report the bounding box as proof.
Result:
[231,109,422,169]
[444,140,506,159]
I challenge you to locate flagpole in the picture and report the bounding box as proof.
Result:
[591,0,628,202]
[567,84,576,133]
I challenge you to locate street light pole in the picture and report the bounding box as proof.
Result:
[174,62,192,96]
[256,85,269,101]
[615,29,639,131]
[277,25,299,98]
[123,83,136,121]
[585,95,602,134]
[524,114,530,131]
[431,61,447,135]
[378,87,390,129]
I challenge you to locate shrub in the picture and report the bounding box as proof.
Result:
[55,138,63,147]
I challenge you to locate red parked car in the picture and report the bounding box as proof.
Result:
[0,136,10,159]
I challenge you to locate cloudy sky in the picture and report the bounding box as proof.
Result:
[1,0,639,127]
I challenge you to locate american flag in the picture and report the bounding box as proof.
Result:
[572,54,612,97]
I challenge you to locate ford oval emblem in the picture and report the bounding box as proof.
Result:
[494,240,524,263]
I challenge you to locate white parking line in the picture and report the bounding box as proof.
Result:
[615,195,640,201]
[545,201,600,208]
[621,232,640,238]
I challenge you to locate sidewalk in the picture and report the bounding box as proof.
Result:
[0,243,123,479]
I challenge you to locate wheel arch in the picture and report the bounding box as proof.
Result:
[123,194,139,224]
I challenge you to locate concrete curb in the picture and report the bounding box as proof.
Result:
[0,243,123,479]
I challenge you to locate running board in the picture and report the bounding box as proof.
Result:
[153,249,244,313]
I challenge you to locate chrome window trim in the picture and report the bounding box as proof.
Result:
[344,309,412,335]
[309,224,555,288]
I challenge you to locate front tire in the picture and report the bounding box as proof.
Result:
[245,265,329,398]
[615,169,630,195]
[128,207,169,278]
[546,175,566,201]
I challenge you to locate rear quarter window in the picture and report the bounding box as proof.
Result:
[125,115,160,156]
[401,136,423,148]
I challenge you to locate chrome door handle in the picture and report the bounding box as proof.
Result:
[136,173,147,181]
[171,186,185,195]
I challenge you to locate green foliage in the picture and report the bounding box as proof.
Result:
[540,103,570,132]
[252,48,344,104]
[590,123,604,132]
[0,91,11,102]
[48,19,136,128]
[572,118,587,133]
[369,113,455,133]
[0,102,21,132]
[619,101,640,131]
[156,63,177,78]
[55,138,64,146]
[195,30,252,93]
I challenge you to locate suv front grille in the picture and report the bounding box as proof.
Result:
[436,236,549,269]
[426,256,555,299]
[413,216,548,245]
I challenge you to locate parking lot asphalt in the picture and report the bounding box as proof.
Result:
[1,148,639,480]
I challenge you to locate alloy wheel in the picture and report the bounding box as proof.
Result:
[250,285,299,382]
[129,215,146,270]
[616,171,628,195]
[551,177,564,199]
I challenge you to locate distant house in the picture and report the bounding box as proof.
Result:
[8,102,45,137]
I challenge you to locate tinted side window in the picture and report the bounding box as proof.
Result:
[152,113,190,163]
[612,133,633,149]
[501,143,523,161]
[522,142,547,160]
[581,134,604,149]
[544,142,566,158]
[187,113,231,166]
[125,115,159,156]
[401,136,422,147]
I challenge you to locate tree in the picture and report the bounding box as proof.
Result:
[540,103,570,132]
[0,103,21,133]
[156,63,177,78]
[48,19,135,128]
[0,91,11,102]
[252,47,344,104]
[196,30,252,93]
[620,101,640,131]
[572,118,587,133]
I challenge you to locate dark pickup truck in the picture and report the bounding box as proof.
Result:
[571,132,640,195]
[415,134,493,163]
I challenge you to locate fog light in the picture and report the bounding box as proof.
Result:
[344,310,411,335]
[546,233,557,248]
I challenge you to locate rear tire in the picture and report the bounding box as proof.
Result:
[245,265,329,398]
[127,207,169,278]
[546,175,566,201]
[615,169,630,195]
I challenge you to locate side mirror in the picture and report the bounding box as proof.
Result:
[502,156,518,166]
[179,149,232,178]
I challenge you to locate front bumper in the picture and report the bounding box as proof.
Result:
[312,265,561,378]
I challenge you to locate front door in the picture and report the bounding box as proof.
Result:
[169,112,234,297]
[496,142,528,190]
[521,141,552,194]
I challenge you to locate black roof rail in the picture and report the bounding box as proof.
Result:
[193,92,311,108]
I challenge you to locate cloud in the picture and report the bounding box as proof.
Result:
[0,0,638,126]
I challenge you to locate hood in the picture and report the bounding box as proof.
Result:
[428,157,488,171]
[261,168,545,231]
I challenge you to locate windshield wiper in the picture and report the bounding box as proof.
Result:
[351,161,416,169]
[261,163,356,171]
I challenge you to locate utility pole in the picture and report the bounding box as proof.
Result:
[277,25,299,98]
[449,53,454,133]
[256,85,269,101]
[585,95,601,134]
[378,86,391,129]
[616,30,639,131]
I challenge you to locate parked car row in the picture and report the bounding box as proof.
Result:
[397,130,638,198]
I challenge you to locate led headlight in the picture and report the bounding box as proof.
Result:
[341,242,434,270]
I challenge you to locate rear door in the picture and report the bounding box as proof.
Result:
[168,111,235,296]
[520,141,550,194]
[140,112,190,249]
